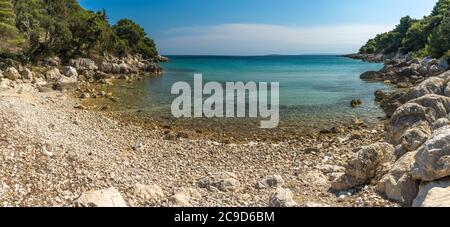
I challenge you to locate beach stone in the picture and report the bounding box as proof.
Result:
[400,125,432,152]
[69,58,98,71]
[412,126,450,181]
[404,77,446,101]
[265,175,285,188]
[198,172,240,192]
[62,66,78,78]
[170,188,201,207]
[75,187,127,207]
[412,179,450,207]
[132,183,164,205]
[21,68,33,82]
[331,142,395,190]
[4,67,20,81]
[317,164,345,174]
[387,103,436,145]
[268,188,298,207]
[377,151,419,206]
[360,71,380,80]
[303,171,329,188]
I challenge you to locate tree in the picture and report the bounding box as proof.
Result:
[428,11,450,57]
[113,19,158,59]
[0,0,23,53]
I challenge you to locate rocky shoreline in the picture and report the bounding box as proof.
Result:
[0,54,449,207]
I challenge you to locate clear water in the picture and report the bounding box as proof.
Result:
[96,55,390,131]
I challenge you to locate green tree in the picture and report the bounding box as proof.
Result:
[113,19,158,59]
[428,11,450,57]
[0,0,23,53]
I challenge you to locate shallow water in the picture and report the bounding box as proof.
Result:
[88,55,390,132]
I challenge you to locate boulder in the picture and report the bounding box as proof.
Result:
[132,183,164,205]
[330,143,395,190]
[62,66,78,78]
[403,77,445,102]
[360,71,381,80]
[198,172,240,192]
[21,68,33,82]
[69,58,98,71]
[408,94,450,119]
[119,62,132,74]
[412,126,450,181]
[268,188,298,207]
[380,91,406,118]
[437,57,449,71]
[387,103,436,145]
[169,187,201,207]
[100,62,121,74]
[375,90,389,102]
[4,67,20,81]
[445,83,450,97]
[303,171,329,188]
[428,65,442,76]
[377,151,420,205]
[433,118,449,130]
[44,57,60,66]
[412,179,450,207]
[45,68,62,82]
[418,65,428,76]
[74,187,127,207]
[400,125,432,153]
[351,99,363,108]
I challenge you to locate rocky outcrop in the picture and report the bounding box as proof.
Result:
[74,187,128,207]
[69,58,98,71]
[331,143,395,190]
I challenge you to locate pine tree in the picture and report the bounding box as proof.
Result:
[0,0,22,53]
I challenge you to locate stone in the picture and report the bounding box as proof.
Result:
[170,188,201,207]
[75,187,127,207]
[400,125,431,152]
[69,58,98,71]
[21,68,33,82]
[304,201,331,207]
[331,142,395,190]
[44,57,60,66]
[377,151,419,206]
[45,68,62,82]
[437,57,449,71]
[387,103,436,145]
[403,77,446,102]
[360,71,381,80]
[412,179,450,207]
[265,175,285,188]
[268,188,298,207]
[62,66,78,78]
[317,164,345,174]
[4,67,20,81]
[198,172,240,192]
[380,91,406,118]
[434,118,449,130]
[409,94,450,119]
[375,90,389,102]
[418,65,428,76]
[445,83,450,97]
[303,171,329,188]
[412,126,450,181]
[119,62,132,74]
[428,65,442,76]
[351,99,363,108]
[132,183,164,205]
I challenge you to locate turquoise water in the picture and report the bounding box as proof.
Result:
[105,55,390,130]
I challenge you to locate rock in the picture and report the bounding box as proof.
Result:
[303,171,329,188]
[0,78,12,89]
[45,68,62,82]
[268,188,298,207]
[62,66,78,78]
[428,65,442,76]
[380,91,406,118]
[412,179,450,207]
[198,172,240,192]
[44,57,60,66]
[170,188,201,207]
[56,75,78,91]
[360,71,380,80]
[403,77,446,102]
[433,118,449,129]
[400,125,431,153]
[317,164,345,174]
[375,90,389,102]
[80,93,90,99]
[21,68,33,82]
[119,62,132,74]
[418,65,428,76]
[437,57,449,71]
[399,67,413,78]
[75,187,127,207]
[331,142,395,190]
[69,58,98,71]
[409,94,450,119]
[4,67,20,81]
[377,151,420,205]
[412,126,450,181]
[351,99,363,108]
[387,103,436,145]
[132,183,164,205]
[100,61,121,74]
[445,83,450,97]
[156,55,169,62]
[265,175,285,188]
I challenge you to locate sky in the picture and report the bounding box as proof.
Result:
[79,0,438,55]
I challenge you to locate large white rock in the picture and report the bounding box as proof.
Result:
[198,172,240,192]
[45,68,62,82]
[268,188,298,207]
[75,187,127,207]
[62,66,78,78]
[132,183,164,205]
[69,58,98,71]
[412,179,450,207]
[400,125,431,152]
[331,142,395,190]
[377,151,419,205]
[169,187,201,207]
[412,126,450,181]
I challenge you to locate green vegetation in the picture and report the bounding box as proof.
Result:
[360,0,450,59]
[1,0,158,61]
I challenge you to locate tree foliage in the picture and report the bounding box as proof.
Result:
[1,0,158,61]
[360,0,450,58]
[0,0,23,53]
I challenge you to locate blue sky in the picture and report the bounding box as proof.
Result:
[79,0,437,55]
